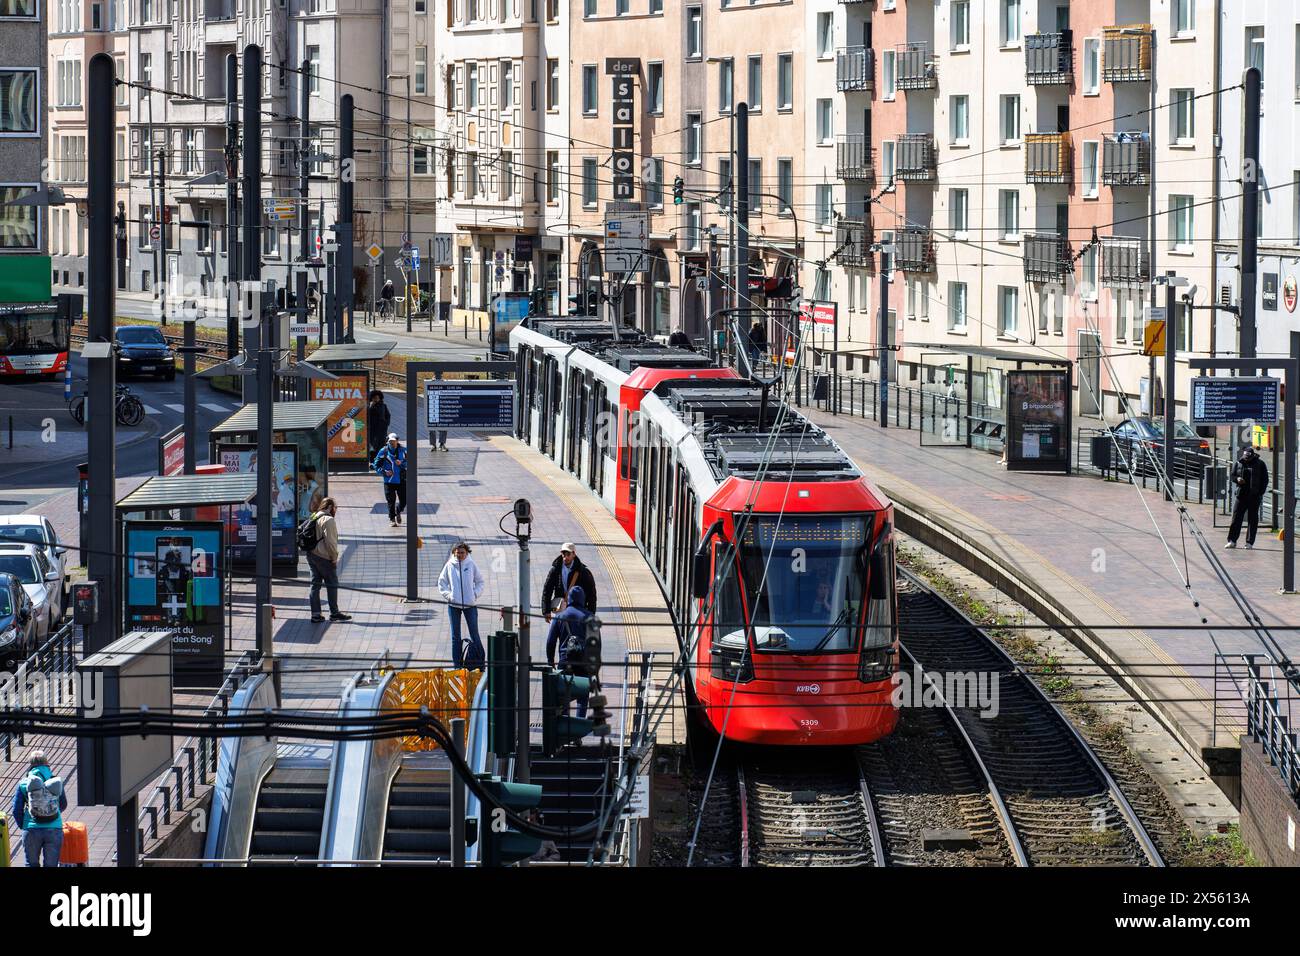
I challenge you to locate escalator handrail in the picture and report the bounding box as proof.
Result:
[203,673,278,865]
[464,671,489,864]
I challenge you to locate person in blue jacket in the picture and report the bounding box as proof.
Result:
[10,751,67,867]
[372,433,408,527]
[546,585,593,718]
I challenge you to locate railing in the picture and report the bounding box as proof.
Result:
[1102,132,1151,186]
[1103,25,1153,82]
[895,133,936,182]
[836,134,874,182]
[896,42,938,90]
[0,622,78,763]
[1023,233,1071,283]
[1099,236,1150,285]
[895,226,936,273]
[1025,30,1073,84]
[836,216,873,268]
[1215,654,1300,803]
[836,46,874,93]
[1025,132,1071,184]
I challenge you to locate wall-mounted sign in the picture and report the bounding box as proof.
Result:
[611,74,636,201]
[1263,272,1278,311]
[1285,275,1297,313]
[605,57,641,76]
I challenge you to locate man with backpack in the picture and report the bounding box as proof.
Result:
[545,585,595,718]
[372,432,408,527]
[297,497,352,624]
[10,751,67,867]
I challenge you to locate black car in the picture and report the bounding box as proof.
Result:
[1103,417,1211,480]
[114,326,176,380]
[0,571,37,669]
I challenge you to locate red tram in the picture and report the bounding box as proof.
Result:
[511,318,897,746]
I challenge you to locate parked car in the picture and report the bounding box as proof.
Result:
[1103,417,1211,480]
[0,571,38,669]
[114,325,176,380]
[0,543,62,640]
[0,515,70,605]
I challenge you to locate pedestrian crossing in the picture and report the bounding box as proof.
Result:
[142,401,238,416]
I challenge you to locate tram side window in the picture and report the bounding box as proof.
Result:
[531,357,542,410]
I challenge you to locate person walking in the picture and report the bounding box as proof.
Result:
[372,433,408,527]
[438,541,486,668]
[747,319,767,369]
[546,585,593,718]
[1226,444,1270,550]
[10,751,67,867]
[305,497,351,623]
[541,542,598,622]
[367,390,391,461]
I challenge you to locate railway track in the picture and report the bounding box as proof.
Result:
[896,569,1165,867]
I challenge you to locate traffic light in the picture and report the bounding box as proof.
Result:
[673,176,685,205]
[477,775,542,867]
[487,631,517,757]
[567,293,585,316]
[541,669,593,757]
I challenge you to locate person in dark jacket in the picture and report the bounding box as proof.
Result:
[747,320,767,367]
[668,327,692,350]
[541,542,598,622]
[10,751,67,867]
[1226,444,1270,549]
[367,391,391,461]
[372,433,408,526]
[546,585,593,718]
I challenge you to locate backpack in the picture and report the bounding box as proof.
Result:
[560,617,600,677]
[296,512,321,552]
[461,637,485,670]
[26,771,61,824]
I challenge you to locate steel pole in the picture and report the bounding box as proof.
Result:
[1164,273,1177,501]
[516,538,530,785]
[734,103,750,356]
[338,95,355,343]
[405,370,418,601]
[86,52,117,656]
[405,75,413,335]
[879,266,889,429]
[1285,360,1296,592]
[296,59,311,396]
[450,716,466,867]
[183,316,196,473]
[225,53,240,359]
[1240,67,1262,366]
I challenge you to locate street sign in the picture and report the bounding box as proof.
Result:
[1142,318,1166,357]
[149,224,161,241]
[605,251,644,275]
[409,246,421,271]
[1191,376,1282,426]
[367,243,383,264]
[431,232,455,268]
[315,234,323,255]
[290,320,321,337]
[263,198,296,222]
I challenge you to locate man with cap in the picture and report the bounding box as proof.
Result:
[541,541,599,622]
[1227,443,1270,550]
[372,432,408,527]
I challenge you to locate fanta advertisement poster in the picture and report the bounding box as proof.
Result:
[313,372,369,463]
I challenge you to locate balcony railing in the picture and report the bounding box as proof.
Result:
[1023,233,1072,283]
[836,135,874,182]
[837,216,873,269]
[1025,131,1071,184]
[836,46,874,93]
[1100,236,1150,285]
[895,133,936,182]
[1025,30,1073,84]
[1101,132,1151,186]
[1103,25,1152,82]
[896,42,938,90]
[896,226,935,273]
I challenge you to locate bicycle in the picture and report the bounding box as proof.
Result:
[69,383,146,427]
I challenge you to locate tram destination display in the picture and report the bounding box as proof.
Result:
[425,379,514,430]
[1191,376,1281,426]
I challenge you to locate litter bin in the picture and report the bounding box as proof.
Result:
[1090,436,1112,472]
[813,374,829,401]
[1204,463,1228,499]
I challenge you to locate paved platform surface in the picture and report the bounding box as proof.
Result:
[805,404,1297,761]
[2,404,676,864]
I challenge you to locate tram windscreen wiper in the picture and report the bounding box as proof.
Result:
[806,604,852,654]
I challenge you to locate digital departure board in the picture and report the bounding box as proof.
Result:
[425,380,515,430]
[1191,376,1281,426]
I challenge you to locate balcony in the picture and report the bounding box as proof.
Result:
[895,133,936,182]
[896,227,936,273]
[1100,236,1150,285]
[1103,25,1152,82]
[836,46,874,93]
[836,216,873,269]
[836,135,874,181]
[896,42,938,90]
[1023,233,1072,283]
[1101,132,1151,186]
[1025,30,1073,85]
[1025,132,1071,185]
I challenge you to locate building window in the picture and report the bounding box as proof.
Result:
[778,53,793,109]
[115,56,126,106]
[57,60,82,108]
[1001,0,1021,47]
[816,184,832,229]
[0,187,37,248]
[816,11,832,58]
[747,56,762,111]
[882,50,896,99]
[950,95,969,144]
[616,0,628,13]
[307,46,320,93]
[1,0,38,17]
[998,285,1018,336]
[582,0,594,14]
[1081,245,1097,299]
[816,99,833,144]
[1083,38,1100,94]
[646,157,663,207]
[262,224,279,257]
[546,150,560,201]
[718,158,731,208]
[650,0,661,12]
[950,188,968,235]
[468,62,479,108]
[502,60,513,107]
[647,62,664,114]
[685,112,701,164]
[414,47,427,95]
[582,64,598,114]
[413,135,433,175]
[184,128,197,173]
[1171,88,1194,143]
[686,6,702,59]
[500,151,515,198]
[998,189,1019,240]
[951,0,970,49]
[1083,140,1099,197]
[1000,94,1020,144]
[1170,194,1194,250]
[948,281,967,330]
[0,69,38,133]
[719,58,733,113]
[415,0,425,10]
[747,159,761,211]
[1246,25,1265,82]
[582,157,598,207]
[1172,0,1194,36]
[881,140,895,188]
[777,158,792,213]
[547,59,559,110]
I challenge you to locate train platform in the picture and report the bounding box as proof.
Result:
[804,403,1296,768]
[2,409,678,865]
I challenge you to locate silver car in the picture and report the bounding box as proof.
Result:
[0,515,70,606]
[0,543,62,640]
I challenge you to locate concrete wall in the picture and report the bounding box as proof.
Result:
[1239,736,1300,867]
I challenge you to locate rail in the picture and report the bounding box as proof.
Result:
[1214,653,1300,802]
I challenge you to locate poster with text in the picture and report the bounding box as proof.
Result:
[215,443,298,563]
[312,372,370,468]
[1006,369,1070,473]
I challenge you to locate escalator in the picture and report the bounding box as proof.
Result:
[381,765,452,863]
[248,766,330,864]
[531,745,614,862]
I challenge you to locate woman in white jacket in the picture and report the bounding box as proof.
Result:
[438,541,486,668]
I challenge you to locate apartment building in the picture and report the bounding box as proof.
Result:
[1215,3,1300,366]
[863,0,1215,418]
[435,0,567,323]
[0,0,48,268]
[48,0,131,293]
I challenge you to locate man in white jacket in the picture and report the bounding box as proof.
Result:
[438,540,486,668]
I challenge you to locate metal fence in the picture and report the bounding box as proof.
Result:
[1214,654,1300,803]
[0,622,79,763]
